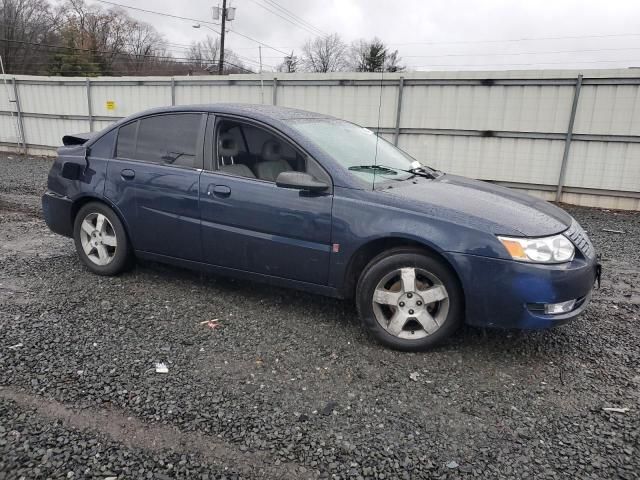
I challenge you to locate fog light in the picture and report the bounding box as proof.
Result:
[544,299,576,315]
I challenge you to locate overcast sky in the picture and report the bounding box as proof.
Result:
[87,0,640,72]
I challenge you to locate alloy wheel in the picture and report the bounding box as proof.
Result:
[371,267,449,339]
[79,212,118,266]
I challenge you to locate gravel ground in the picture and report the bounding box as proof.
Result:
[0,153,638,479]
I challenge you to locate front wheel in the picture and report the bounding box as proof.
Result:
[73,202,131,276]
[356,249,464,351]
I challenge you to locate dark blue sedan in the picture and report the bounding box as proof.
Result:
[42,104,599,350]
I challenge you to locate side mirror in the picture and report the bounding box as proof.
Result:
[276,171,328,192]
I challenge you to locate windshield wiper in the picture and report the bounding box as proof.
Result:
[349,165,399,175]
[348,164,438,179]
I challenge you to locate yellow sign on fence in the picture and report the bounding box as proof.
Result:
[106,100,116,111]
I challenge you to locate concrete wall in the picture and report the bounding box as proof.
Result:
[1,69,639,210]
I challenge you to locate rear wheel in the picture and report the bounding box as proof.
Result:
[356,248,464,351]
[73,202,131,275]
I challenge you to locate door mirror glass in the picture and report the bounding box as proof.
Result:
[276,171,328,192]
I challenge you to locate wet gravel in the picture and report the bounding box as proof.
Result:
[1,153,639,479]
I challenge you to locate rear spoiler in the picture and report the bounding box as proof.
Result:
[62,132,96,146]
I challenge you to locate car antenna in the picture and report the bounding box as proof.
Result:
[372,52,386,191]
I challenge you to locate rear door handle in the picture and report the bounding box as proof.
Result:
[121,169,135,180]
[207,184,231,197]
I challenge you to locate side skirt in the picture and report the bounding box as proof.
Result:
[135,250,343,299]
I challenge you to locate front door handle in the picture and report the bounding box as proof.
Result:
[121,169,135,180]
[207,184,231,197]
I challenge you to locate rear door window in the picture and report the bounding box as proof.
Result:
[116,121,137,159]
[115,114,204,168]
[136,114,202,168]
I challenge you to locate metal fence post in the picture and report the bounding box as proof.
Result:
[272,77,278,106]
[171,77,176,106]
[86,78,93,132]
[393,76,404,146]
[556,74,583,202]
[11,77,26,154]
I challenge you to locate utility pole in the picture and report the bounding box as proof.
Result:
[0,55,24,154]
[218,0,227,75]
[259,46,264,103]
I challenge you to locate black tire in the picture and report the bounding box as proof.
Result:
[73,201,132,276]
[356,248,464,351]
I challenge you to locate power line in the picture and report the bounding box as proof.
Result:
[390,32,640,47]
[406,58,640,69]
[164,41,276,69]
[247,0,326,38]
[402,46,640,59]
[0,38,255,73]
[1,38,197,62]
[262,0,328,36]
[92,0,221,28]
[260,45,640,62]
[91,0,290,56]
[234,53,276,69]
[167,40,294,52]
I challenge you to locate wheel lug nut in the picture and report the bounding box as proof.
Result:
[407,293,413,298]
[417,301,423,306]
[399,302,405,307]
[408,309,414,315]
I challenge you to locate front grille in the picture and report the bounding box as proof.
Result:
[564,221,596,259]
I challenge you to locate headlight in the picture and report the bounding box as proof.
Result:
[498,234,575,263]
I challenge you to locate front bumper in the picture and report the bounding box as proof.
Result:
[42,190,74,237]
[446,252,598,329]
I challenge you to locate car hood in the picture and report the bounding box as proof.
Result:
[384,174,573,237]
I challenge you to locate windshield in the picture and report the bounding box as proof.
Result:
[290,119,424,184]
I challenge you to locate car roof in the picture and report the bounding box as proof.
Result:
[126,103,336,123]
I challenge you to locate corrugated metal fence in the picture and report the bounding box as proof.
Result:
[1,69,639,210]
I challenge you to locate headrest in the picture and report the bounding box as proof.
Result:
[261,140,282,162]
[219,133,239,157]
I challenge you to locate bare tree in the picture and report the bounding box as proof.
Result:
[0,0,64,74]
[1,0,251,76]
[277,51,298,73]
[348,39,368,72]
[223,50,252,74]
[63,0,127,72]
[125,21,166,74]
[301,33,346,73]
[57,0,171,75]
[187,35,220,71]
[187,37,252,75]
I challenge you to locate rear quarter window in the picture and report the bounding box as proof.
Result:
[89,129,116,158]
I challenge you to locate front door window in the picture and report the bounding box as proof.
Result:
[214,119,329,185]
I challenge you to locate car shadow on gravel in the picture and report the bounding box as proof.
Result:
[134,256,577,358]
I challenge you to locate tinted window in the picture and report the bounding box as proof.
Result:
[215,119,329,184]
[90,129,115,158]
[136,114,202,168]
[116,121,137,159]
